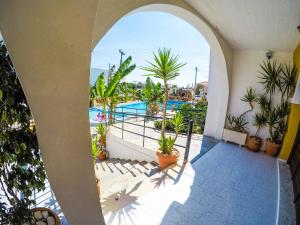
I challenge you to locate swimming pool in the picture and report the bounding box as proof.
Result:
[89,100,187,122]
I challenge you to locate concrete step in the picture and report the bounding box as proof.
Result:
[96,158,161,204]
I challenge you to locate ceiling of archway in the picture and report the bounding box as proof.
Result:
[187,0,300,52]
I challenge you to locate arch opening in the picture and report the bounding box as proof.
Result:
[91,2,230,140]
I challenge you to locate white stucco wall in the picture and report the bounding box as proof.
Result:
[228,50,293,140]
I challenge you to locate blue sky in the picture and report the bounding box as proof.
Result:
[91,12,210,87]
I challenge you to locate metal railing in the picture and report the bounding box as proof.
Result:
[108,109,201,163]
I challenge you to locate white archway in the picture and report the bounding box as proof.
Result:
[0,1,232,224]
[92,2,232,139]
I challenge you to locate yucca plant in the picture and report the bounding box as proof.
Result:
[256,94,272,113]
[141,48,186,139]
[240,87,257,116]
[253,112,267,137]
[158,136,176,155]
[226,114,248,133]
[258,60,282,98]
[280,64,297,99]
[265,108,280,143]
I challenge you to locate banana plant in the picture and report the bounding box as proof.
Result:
[93,56,136,130]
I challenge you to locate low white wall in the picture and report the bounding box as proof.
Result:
[106,132,158,163]
[228,50,293,140]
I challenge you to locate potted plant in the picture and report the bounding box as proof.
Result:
[157,113,183,169]
[223,87,257,146]
[97,123,107,161]
[258,60,296,156]
[142,48,186,169]
[223,114,248,146]
[91,137,102,196]
[246,112,266,151]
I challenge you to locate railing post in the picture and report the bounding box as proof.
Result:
[113,107,116,123]
[142,116,146,147]
[122,108,124,139]
[136,108,138,122]
[184,120,193,163]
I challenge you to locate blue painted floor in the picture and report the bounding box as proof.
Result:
[106,142,279,225]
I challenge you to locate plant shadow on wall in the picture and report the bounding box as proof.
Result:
[0,41,51,224]
[224,59,297,156]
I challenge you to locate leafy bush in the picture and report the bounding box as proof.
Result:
[0,41,46,224]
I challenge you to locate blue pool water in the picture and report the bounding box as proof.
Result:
[89,100,187,122]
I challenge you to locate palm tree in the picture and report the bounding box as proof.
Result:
[93,56,136,130]
[141,48,186,137]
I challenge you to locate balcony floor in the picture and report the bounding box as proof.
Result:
[105,142,279,225]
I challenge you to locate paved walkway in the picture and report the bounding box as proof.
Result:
[105,142,279,225]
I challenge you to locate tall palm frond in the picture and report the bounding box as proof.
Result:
[141,48,186,81]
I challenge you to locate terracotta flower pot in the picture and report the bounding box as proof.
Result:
[265,139,281,156]
[157,149,180,169]
[246,136,262,152]
[98,151,106,161]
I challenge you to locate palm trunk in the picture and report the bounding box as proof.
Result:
[161,80,168,137]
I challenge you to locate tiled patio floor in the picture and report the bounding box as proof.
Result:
[105,142,279,225]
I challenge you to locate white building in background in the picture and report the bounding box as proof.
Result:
[90,67,109,85]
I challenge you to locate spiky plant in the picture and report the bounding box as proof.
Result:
[241,87,257,115]
[226,114,248,133]
[253,112,267,137]
[256,94,272,113]
[258,60,282,97]
[280,64,297,99]
[265,108,280,143]
[141,48,186,144]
